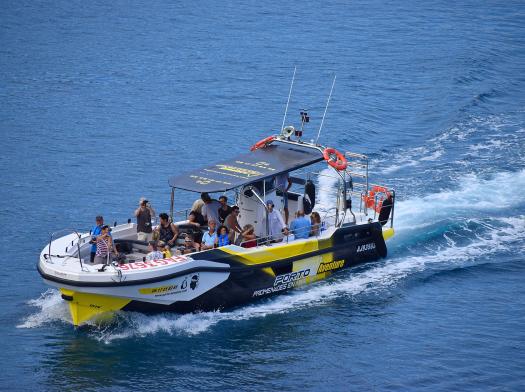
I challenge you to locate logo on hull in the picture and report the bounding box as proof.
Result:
[253,268,311,297]
[317,259,345,273]
[139,273,200,297]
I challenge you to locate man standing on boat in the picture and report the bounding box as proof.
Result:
[135,197,155,241]
[266,199,286,242]
[218,195,232,225]
[201,192,221,225]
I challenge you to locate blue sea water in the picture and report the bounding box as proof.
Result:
[1,0,525,390]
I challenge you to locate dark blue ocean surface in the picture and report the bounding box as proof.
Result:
[1,0,525,390]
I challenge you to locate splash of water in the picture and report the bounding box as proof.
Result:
[17,289,70,329]
[90,213,524,343]
[394,169,525,232]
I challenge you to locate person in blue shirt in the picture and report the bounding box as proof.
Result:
[217,226,230,247]
[90,215,104,263]
[201,219,218,250]
[289,211,312,240]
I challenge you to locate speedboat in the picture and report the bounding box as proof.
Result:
[38,114,396,327]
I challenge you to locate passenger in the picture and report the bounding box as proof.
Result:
[289,210,311,240]
[201,219,218,250]
[201,192,221,225]
[191,199,206,225]
[191,198,204,214]
[134,198,155,241]
[274,172,292,224]
[181,234,200,254]
[94,225,117,264]
[158,241,172,258]
[266,199,286,242]
[282,227,295,242]
[90,215,105,263]
[146,241,164,261]
[155,213,179,248]
[218,195,232,225]
[310,211,322,236]
[186,211,201,228]
[217,226,230,247]
[239,224,257,248]
[224,205,243,243]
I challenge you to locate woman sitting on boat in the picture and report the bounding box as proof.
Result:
[186,211,201,227]
[310,211,322,236]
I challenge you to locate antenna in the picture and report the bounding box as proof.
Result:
[281,66,296,131]
[315,75,336,144]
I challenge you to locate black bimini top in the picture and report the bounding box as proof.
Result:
[168,142,324,193]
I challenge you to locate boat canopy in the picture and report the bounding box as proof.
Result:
[168,142,324,193]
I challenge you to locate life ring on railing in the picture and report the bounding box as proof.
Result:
[323,147,348,171]
[363,185,391,213]
[250,136,276,152]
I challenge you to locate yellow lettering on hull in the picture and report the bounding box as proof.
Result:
[317,259,345,273]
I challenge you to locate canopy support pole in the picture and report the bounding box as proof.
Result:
[169,188,175,221]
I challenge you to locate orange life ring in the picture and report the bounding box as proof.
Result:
[363,186,391,213]
[323,147,348,171]
[250,136,276,152]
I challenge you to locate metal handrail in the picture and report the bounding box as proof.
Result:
[44,219,136,269]
[366,188,396,228]
[172,207,192,221]
[237,213,338,248]
[46,228,84,270]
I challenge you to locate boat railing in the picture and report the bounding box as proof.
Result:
[238,213,339,248]
[43,219,138,268]
[44,228,87,271]
[363,186,396,229]
[172,207,192,222]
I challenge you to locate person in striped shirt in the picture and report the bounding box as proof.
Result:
[94,225,117,264]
